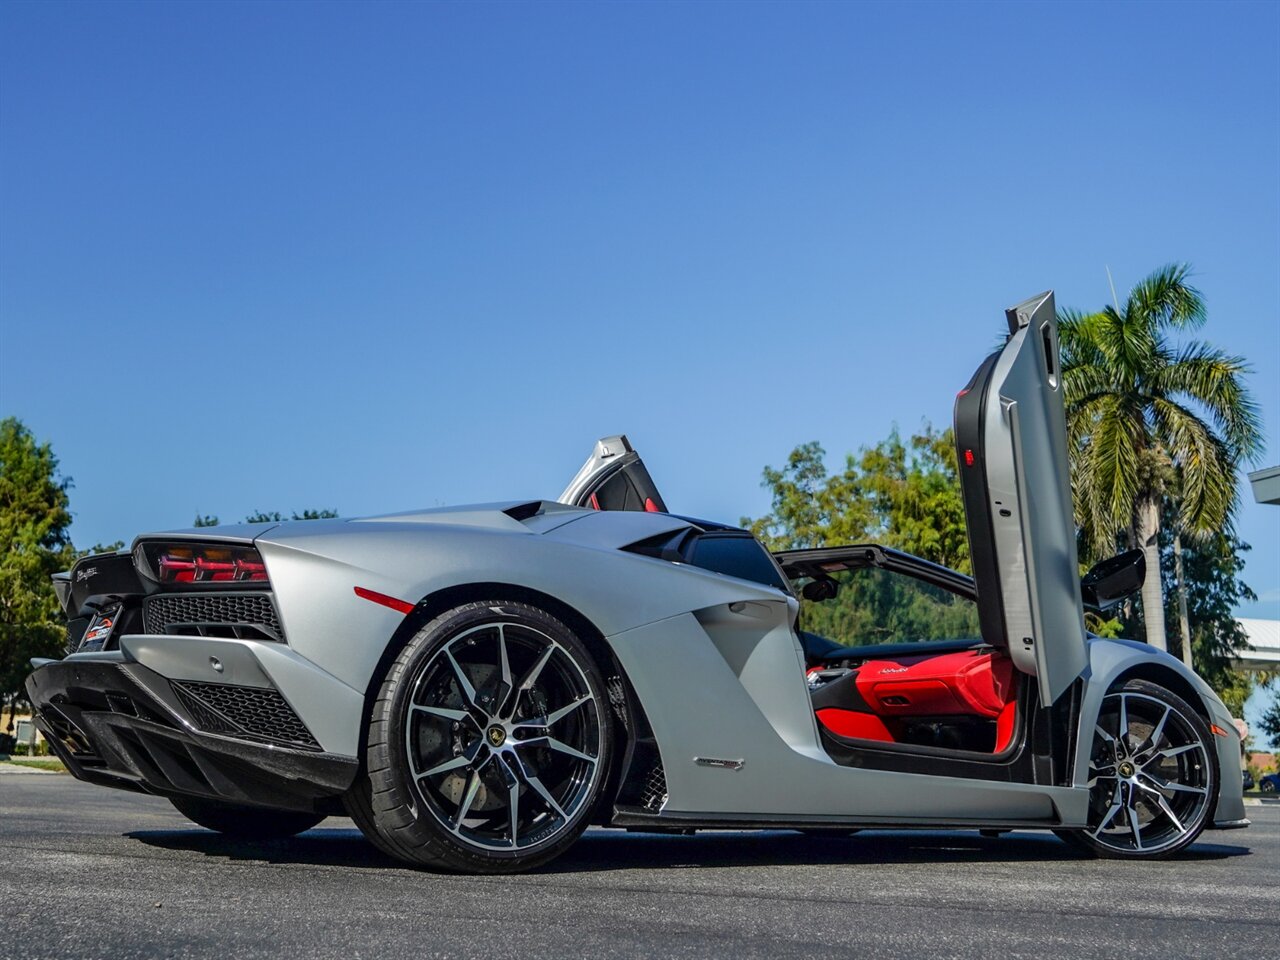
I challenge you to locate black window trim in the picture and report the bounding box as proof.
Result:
[773,544,977,603]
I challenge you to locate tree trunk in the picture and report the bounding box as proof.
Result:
[1136,496,1168,651]
[1173,532,1194,670]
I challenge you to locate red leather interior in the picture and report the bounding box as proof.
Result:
[814,648,1018,752]
[856,649,1015,719]
[994,699,1017,752]
[815,709,896,742]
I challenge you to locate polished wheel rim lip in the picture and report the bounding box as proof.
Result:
[403,620,603,853]
[1084,691,1212,854]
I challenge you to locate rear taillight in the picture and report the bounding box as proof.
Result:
[142,543,270,584]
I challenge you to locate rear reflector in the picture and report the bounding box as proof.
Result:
[354,586,415,615]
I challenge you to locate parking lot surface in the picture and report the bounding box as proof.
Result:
[3,773,1275,959]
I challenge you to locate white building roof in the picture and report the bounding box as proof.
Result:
[1235,618,1280,670]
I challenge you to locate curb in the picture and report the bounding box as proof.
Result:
[0,762,64,775]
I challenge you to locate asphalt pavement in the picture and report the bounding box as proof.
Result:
[2,771,1275,960]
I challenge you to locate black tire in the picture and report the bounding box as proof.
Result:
[1262,779,1276,794]
[345,600,612,873]
[170,796,324,839]
[1054,678,1217,860]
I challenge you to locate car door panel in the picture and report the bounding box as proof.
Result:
[954,291,1088,705]
[558,434,668,513]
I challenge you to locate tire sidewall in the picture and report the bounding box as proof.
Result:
[1072,678,1219,860]
[372,600,612,871]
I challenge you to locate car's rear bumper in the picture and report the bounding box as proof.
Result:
[24,657,357,812]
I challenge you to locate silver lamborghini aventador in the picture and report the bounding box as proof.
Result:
[27,292,1248,873]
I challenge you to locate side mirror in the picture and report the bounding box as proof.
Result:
[1080,549,1145,612]
[802,577,839,602]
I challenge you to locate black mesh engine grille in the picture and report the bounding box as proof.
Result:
[640,761,668,812]
[144,592,283,642]
[172,681,319,749]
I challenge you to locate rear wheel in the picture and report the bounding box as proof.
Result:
[345,601,612,873]
[170,796,324,839]
[1056,679,1216,859]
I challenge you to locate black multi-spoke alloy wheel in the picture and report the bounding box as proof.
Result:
[170,796,325,839]
[1056,679,1217,859]
[346,601,612,873]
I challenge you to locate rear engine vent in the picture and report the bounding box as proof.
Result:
[503,500,545,522]
[621,529,692,563]
[172,681,319,749]
[144,593,284,643]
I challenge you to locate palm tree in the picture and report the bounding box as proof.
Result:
[1059,264,1262,653]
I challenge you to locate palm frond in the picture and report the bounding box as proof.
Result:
[1083,395,1143,538]
[1126,263,1206,332]
[1149,341,1264,462]
[1062,363,1117,406]
[1149,397,1238,533]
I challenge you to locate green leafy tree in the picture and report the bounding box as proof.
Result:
[744,425,969,572]
[243,511,284,524]
[799,566,982,649]
[856,428,970,572]
[192,509,338,526]
[1059,264,1263,651]
[1258,690,1280,750]
[244,509,339,523]
[744,426,975,648]
[0,419,76,732]
[744,441,870,551]
[1158,529,1256,696]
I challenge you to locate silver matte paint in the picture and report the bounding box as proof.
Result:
[558,435,638,507]
[119,634,367,756]
[975,291,1089,705]
[608,611,1088,823]
[37,292,1240,836]
[1075,637,1246,827]
[89,499,1231,831]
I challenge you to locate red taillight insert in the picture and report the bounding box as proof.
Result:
[157,555,197,582]
[146,543,270,584]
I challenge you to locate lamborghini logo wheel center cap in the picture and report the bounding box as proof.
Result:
[487,725,507,748]
[1118,760,1135,778]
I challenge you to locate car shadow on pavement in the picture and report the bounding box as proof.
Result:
[126,825,1251,874]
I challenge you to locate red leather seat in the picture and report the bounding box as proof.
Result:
[815,648,1019,752]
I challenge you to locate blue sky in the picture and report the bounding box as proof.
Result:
[2,0,1278,626]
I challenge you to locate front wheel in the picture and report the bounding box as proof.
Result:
[345,600,612,873]
[1056,679,1216,859]
[170,796,325,839]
